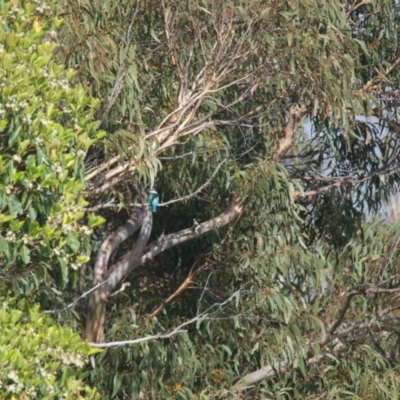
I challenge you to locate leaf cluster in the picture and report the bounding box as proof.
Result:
[0,301,101,399]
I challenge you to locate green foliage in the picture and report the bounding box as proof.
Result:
[50,0,400,397]
[0,0,104,296]
[0,2,103,398]
[0,301,101,399]
[0,0,399,399]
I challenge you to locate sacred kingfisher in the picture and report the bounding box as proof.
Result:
[148,189,159,212]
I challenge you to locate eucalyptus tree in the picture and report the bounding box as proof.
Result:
[2,0,400,398]
[57,0,400,398]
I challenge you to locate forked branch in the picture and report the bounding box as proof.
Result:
[85,198,242,342]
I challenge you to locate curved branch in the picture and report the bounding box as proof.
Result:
[103,204,153,294]
[232,283,399,392]
[161,156,228,207]
[103,199,243,294]
[85,199,241,343]
[85,204,152,342]
[93,212,143,285]
[145,258,210,322]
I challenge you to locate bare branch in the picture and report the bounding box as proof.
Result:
[85,201,153,342]
[110,282,131,297]
[326,303,395,344]
[83,200,121,213]
[103,199,242,295]
[346,0,373,17]
[43,276,113,314]
[354,56,400,96]
[232,355,325,392]
[322,278,398,344]
[91,279,248,348]
[378,318,400,332]
[103,204,152,295]
[145,258,210,322]
[89,329,188,348]
[93,214,143,285]
[161,156,228,206]
[295,165,399,198]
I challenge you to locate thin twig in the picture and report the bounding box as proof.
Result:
[296,166,399,198]
[90,283,249,348]
[89,330,188,348]
[323,277,398,342]
[145,258,209,322]
[161,156,228,207]
[44,277,113,314]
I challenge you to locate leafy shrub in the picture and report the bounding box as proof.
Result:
[0,0,104,291]
[0,2,104,398]
[0,302,101,399]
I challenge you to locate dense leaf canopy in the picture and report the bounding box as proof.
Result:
[1,0,400,398]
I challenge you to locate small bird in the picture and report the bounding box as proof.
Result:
[148,189,159,212]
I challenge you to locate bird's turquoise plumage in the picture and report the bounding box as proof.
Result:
[148,189,159,212]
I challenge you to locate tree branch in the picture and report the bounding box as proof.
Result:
[161,156,228,207]
[90,329,188,348]
[145,258,210,322]
[102,203,153,295]
[326,278,399,340]
[85,201,152,342]
[103,198,242,295]
[91,279,248,348]
[231,304,395,393]
[43,276,113,314]
[232,280,400,392]
[84,198,242,342]
[231,355,325,392]
[93,213,143,285]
